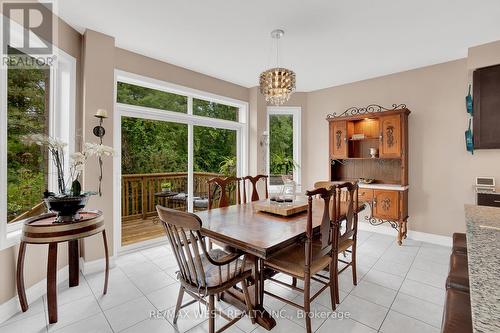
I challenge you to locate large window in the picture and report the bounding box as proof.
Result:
[115,71,247,248]
[1,50,76,248]
[267,107,301,187]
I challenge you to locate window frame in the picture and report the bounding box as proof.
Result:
[113,70,249,253]
[266,106,302,192]
[0,19,76,250]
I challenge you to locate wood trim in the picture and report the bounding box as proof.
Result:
[326,108,410,122]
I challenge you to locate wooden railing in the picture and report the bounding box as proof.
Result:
[121,172,221,221]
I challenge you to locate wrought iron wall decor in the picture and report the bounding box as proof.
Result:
[326,103,407,119]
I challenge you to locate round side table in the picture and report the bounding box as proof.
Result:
[16,211,109,324]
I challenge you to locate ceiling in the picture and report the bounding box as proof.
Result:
[57,0,500,92]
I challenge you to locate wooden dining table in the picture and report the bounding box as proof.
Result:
[195,197,366,330]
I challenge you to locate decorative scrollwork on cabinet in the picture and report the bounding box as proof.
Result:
[326,104,407,119]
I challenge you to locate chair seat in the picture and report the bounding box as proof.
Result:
[200,249,252,287]
[452,233,467,253]
[264,243,332,278]
[339,239,354,252]
[446,252,469,292]
[441,289,472,333]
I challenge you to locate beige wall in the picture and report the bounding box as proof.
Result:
[306,58,500,237]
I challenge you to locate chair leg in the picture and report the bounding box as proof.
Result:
[329,263,337,311]
[303,276,312,333]
[173,285,184,324]
[241,279,255,324]
[351,243,357,286]
[334,255,340,304]
[292,277,297,287]
[208,294,215,333]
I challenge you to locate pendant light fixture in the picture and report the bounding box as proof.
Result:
[259,29,296,106]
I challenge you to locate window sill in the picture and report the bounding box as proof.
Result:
[1,229,22,250]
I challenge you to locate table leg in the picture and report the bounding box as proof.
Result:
[16,241,28,312]
[221,254,276,330]
[68,240,79,287]
[47,243,58,324]
[102,230,110,295]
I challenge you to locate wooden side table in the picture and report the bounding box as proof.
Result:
[16,211,109,324]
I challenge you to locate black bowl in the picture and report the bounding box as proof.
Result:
[44,195,89,222]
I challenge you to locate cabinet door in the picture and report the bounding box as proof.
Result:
[330,121,348,159]
[379,115,401,157]
[373,190,400,220]
[358,188,373,203]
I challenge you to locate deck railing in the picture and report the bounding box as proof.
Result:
[121,172,221,221]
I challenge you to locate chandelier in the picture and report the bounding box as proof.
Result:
[259,29,296,106]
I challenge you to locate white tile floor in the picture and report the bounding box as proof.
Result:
[0,230,451,333]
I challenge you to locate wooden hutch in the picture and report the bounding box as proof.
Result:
[327,104,410,245]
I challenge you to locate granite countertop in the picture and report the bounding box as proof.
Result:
[358,183,409,191]
[464,204,500,333]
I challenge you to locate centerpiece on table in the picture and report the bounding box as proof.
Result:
[22,134,114,222]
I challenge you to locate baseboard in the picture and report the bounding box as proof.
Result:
[118,237,168,255]
[0,265,69,324]
[79,256,116,275]
[358,221,452,247]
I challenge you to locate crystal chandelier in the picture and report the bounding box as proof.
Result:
[259,29,296,106]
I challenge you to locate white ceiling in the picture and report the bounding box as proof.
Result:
[57,0,500,91]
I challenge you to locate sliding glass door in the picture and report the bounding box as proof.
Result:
[115,74,247,248]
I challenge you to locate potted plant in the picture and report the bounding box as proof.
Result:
[22,134,114,222]
[271,154,299,183]
[161,181,172,193]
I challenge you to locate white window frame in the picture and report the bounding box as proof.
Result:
[267,106,302,192]
[0,19,76,249]
[113,70,249,254]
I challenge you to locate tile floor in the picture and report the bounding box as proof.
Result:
[0,230,450,333]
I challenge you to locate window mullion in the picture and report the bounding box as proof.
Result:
[187,97,194,212]
[0,61,7,246]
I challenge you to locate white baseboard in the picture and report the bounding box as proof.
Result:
[79,256,116,275]
[0,265,69,324]
[118,237,168,255]
[358,221,452,247]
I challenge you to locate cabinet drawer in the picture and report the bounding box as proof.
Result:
[477,193,500,207]
[358,189,373,203]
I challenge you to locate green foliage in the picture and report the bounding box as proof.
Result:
[269,114,295,175]
[7,63,49,222]
[119,84,237,176]
[219,156,237,176]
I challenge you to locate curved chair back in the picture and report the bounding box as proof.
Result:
[207,177,241,210]
[243,175,268,202]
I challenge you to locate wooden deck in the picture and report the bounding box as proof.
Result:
[121,216,167,246]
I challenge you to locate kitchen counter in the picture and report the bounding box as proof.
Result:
[464,204,500,333]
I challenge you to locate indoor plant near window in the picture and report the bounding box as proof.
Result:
[272,154,298,182]
[22,134,114,222]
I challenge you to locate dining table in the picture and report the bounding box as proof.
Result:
[195,197,366,330]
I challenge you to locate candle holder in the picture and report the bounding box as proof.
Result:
[93,109,108,196]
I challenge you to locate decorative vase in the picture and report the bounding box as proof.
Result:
[44,194,89,222]
[282,178,296,203]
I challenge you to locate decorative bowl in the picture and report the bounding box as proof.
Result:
[358,178,375,184]
[44,195,89,222]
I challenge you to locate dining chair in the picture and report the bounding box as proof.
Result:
[207,176,242,251]
[242,175,269,202]
[156,205,255,333]
[261,187,339,333]
[207,176,242,209]
[331,181,359,304]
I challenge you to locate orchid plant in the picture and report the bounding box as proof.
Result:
[22,134,114,197]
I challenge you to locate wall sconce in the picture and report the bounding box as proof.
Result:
[93,109,108,196]
[260,131,269,147]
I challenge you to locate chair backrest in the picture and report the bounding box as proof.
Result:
[304,186,337,272]
[207,177,241,210]
[333,181,359,243]
[314,180,347,201]
[242,175,268,202]
[156,205,244,290]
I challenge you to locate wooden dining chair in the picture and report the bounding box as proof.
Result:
[207,177,242,209]
[242,175,268,202]
[262,187,339,333]
[331,181,359,304]
[156,205,255,333]
[314,180,347,201]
